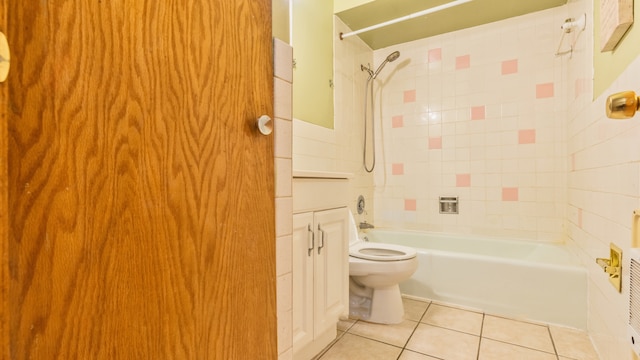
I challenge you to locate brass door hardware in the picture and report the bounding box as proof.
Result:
[606,91,640,119]
[596,243,622,292]
[0,32,9,83]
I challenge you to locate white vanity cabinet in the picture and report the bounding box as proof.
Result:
[292,174,349,360]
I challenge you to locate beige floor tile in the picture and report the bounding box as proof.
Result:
[482,315,555,353]
[402,297,430,322]
[318,333,402,360]
[479,338,557,360]
[337,318,356,332]
[421,304,483,335]
[550,326,600,360]
[349,319,418,347]
[405,323,480,360]
[398,349,440,359]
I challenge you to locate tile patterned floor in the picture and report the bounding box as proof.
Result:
[314,297,600,360]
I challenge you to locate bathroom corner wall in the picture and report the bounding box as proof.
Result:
[571,56,640,360]
[567,0,640,358]
[371,7,570,241]
[292,17,376,221]
[274,38,293,360]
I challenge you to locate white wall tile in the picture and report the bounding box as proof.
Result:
[274,78,292,121]
[368,7,571,240]
[274,38,293,359]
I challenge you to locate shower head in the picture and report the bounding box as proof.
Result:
[386,51,400,62]
[372,51,400,79]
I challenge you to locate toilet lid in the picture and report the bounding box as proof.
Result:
[349,241,417,261]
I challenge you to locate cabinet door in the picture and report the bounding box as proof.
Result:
[313,207,348,337]
[292,212,315,353]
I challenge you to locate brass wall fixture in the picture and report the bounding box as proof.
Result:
[596,243,622,292]
[0,32,9,83]
[606,91,640,119]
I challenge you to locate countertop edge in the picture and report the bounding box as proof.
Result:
[292,170,353,179]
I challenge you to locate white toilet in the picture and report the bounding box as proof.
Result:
[347,212,418,324]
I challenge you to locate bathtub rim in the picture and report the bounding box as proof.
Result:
[363,228,583,268]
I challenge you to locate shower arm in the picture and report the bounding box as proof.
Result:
[361,64,374,78]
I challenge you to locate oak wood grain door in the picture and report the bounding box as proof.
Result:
[0,1,276,359]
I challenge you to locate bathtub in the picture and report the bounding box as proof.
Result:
[364,229,587,329]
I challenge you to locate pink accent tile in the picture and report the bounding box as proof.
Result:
[501,59,518,75]
[456,174,471,187]
[428,48,442,62]
[404,199,417,211]
[392,163,404,175]
[404,90,416,103]
[455,54,470,69]
[392,115,404,128]
[518,129,536,144]
[502,187,519,201]
[578,208,583,228]
[536,83,554,98]
[470,106,485,120]
[429,136,442,149]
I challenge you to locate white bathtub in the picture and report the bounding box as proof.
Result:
[364,229,587,329]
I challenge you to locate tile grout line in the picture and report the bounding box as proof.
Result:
[395,301,433,360]
[314,319,358,360]
[546,325,561,360]
[480,337,561,357]
[321,298,576,359]
[476,312,486,360]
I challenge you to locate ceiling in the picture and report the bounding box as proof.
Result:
[336,0,568,49]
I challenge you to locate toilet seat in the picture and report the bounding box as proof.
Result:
[349,241,417,261]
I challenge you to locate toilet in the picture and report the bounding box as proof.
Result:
[347,212,418,324]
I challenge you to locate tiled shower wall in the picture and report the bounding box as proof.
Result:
[371,7,571,241]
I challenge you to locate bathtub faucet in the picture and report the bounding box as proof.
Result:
[359,221,375,229]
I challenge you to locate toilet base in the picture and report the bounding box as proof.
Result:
[367,284,405,324]
[349,279,406,324]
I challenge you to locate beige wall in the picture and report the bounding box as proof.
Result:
[275,0,335,129]
[334,0,374,13]
[272,0,290,43]
[594,0,640,97]
[292,1,335,129]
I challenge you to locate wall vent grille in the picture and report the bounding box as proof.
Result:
[629,250,640,355]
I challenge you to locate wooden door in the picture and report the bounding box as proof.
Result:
[1,1,276,359]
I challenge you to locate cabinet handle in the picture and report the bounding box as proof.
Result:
[307,224,314,256]
[317,224,325,255]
